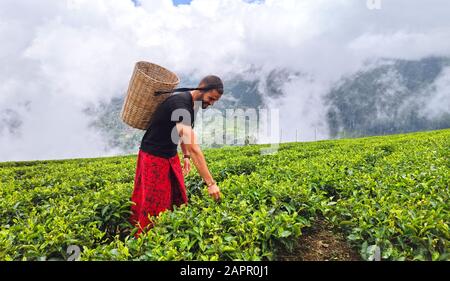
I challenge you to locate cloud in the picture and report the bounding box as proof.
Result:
[422,67,450,118]
[348,30,450,60]
[0,0,450,161]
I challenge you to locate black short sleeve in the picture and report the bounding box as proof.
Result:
[169,100,194,127]
[140,92,195,158]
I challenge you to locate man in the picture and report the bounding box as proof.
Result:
[130,75,223,235]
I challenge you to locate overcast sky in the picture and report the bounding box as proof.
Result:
[1,0,449,161]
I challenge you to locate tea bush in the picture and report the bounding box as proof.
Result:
[0,129,448,261]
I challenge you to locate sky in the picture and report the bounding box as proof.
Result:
[133,0,193,6]
[174,0,192,5]
[171,0,193,5]
[0,0,450,161]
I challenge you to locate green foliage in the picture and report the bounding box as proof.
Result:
[0,129,449,261]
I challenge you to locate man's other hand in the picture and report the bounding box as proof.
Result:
[208,184,221,201]
[182,158,191,176]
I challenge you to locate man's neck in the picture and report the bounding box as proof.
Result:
[190,90,200,110]
[190,90,200,100]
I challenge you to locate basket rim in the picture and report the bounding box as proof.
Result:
[135,61,180,86]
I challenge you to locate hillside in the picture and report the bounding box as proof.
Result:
[326,56,450,137]
[0,129,449,261]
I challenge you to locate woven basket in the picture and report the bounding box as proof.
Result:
[121,61,180,130]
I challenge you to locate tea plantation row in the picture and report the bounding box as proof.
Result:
[0,129,448,260]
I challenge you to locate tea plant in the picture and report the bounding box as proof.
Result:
[0,129,448,261]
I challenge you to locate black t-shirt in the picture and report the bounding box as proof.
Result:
[140,92,196,158]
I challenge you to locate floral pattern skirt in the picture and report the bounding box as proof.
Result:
[129,149,188,235]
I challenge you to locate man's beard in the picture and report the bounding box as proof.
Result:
[200,92,209,109]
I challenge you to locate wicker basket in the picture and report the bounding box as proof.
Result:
[121,61,180,130]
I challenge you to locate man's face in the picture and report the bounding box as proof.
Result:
[201,90,221,109]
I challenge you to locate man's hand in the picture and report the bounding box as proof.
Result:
[182,158,191,176]
[208,183,221,201]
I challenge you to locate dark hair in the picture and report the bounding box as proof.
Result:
[198,75,224,95]
[153,75,224,96]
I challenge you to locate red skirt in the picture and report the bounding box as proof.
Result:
[129,149,188,235]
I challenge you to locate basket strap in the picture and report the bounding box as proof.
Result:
[154,85,222,96]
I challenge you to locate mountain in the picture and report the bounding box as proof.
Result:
[84,68,299,152]
[0,108,23,136]
[326,56,450,138]
[86,56,450,152]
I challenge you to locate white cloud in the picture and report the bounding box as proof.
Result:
[348,30,450,60]
[0,0,450,161]
[422,67,450,118]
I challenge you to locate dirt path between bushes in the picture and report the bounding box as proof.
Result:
[277,219,361,261]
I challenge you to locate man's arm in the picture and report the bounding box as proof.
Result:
[180,141,191,176]
[176,123,221,201]
[180,141,188,156]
